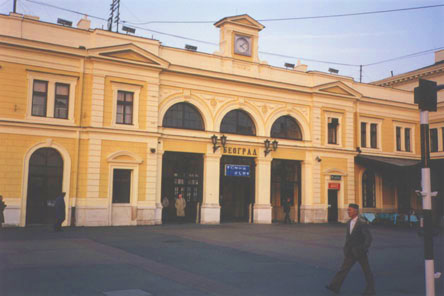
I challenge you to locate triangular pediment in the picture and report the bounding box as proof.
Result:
[214,14,265,31]
[315,81,362,98]
[88,43,169,69]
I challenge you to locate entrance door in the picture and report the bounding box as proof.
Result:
[26,148,63,225]
[271,159,301,223]
[220,156,255,222]
[328,189,338,222]
[161,152,203,223]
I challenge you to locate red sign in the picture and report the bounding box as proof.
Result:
[328,183,340,190]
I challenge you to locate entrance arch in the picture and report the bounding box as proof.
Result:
[26,148,63,225]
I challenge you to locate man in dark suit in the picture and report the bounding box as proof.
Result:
[326,203,375,295]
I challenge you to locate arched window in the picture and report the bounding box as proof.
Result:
[271,115,302,140]
[220,109,256,136]
[362,170,376,208]
[163,102,204,131]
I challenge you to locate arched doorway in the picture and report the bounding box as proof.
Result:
[26,148,64,225]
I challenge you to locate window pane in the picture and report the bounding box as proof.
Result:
[361,122,367,147]
[112,169,131,203]
[405,128,411,152]
[163,103,203,130]
[271,116,302,140]
[125,92,133,102]
[34,80,47,92]
[117,91,125,101]
[370,124,377,148]
[55,84,69,96]
[430,128,438,152]
[328,120,337,144]
[221,110,255,135]
[54,98,68,119]
[362,171,376,208]
[396,127,401,151]
[32,94,46,116]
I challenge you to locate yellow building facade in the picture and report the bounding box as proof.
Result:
[0,13,442,227]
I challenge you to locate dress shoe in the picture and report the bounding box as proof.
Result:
[325,285,339,294]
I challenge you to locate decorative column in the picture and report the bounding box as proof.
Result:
[254,156,272,224]
[300,155,315,223]
[154,149,164,225]
[201,151,221,224]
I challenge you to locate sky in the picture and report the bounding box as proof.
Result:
[1,0,443,83]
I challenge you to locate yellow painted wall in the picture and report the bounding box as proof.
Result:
[100,140,147,201]
[320,157,348,204]
[163,139,207,154]
[0,133,76,198]
[81,73,93,127]
[0,61,28,119]
[103,76,148,129]
[381,118,393,152]
[76,139,89,199]
[272,148,305,161]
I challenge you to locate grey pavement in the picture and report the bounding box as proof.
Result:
[0,223,443,296]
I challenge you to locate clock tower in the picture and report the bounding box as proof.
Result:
[214,14,265,63]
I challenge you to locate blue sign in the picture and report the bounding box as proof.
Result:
[225,164,250,177]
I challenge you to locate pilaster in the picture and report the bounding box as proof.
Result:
[254,156,272,224]
[201,151,221,224]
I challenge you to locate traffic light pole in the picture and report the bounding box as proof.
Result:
[419,110,435,296]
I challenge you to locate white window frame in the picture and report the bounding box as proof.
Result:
[429,123,444,154]
[27,71,77,124]
[359,117,383,152]
[324,112,343,147]
[111,82,141,129]
[393,122,416,154]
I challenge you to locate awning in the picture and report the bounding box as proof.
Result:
[355,155,421,173]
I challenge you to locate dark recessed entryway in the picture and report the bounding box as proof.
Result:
[220,155,255,222]
[26,147,63,225]
[161,152,203,224]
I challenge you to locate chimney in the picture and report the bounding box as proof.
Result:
[77,15,90,30]
[435,49,444,63]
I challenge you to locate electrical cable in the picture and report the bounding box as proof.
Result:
[23,0,108,21]
[123,3,444,25]
[16,0,444,72]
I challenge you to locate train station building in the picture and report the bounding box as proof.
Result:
[0,13,442,227]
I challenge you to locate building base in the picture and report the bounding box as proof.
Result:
[300,205,327,223]
[200,203,220,224]
[253,204,272,224]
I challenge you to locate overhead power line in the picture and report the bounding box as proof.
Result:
[17,0,444,71]
[123,3,444,25]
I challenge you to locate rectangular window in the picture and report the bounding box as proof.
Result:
[328,118,338,144]
[430,128,438,152]
[442,127,444,151]
[32,80,48,117]
[116,91,134,125]
[361,122,367,147]
[112,169,131,203]
[396,127,402,151]
[405,128,411,152]
[54,83,69,119]
[370,123,377,148]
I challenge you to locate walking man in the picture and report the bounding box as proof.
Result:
[54,192,66,232]
[326,203,375,295]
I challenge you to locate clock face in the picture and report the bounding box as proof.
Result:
[234,35,251,56]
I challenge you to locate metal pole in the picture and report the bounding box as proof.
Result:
[360,65,362,83]
[419,110,435,296]
[13,0,17,13]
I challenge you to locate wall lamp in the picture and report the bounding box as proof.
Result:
[211,134,227,153]
[264,139,278,156]
[356,147,362,153]
[315,156,322,162]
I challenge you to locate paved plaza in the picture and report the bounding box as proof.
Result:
[0,223,443,296]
